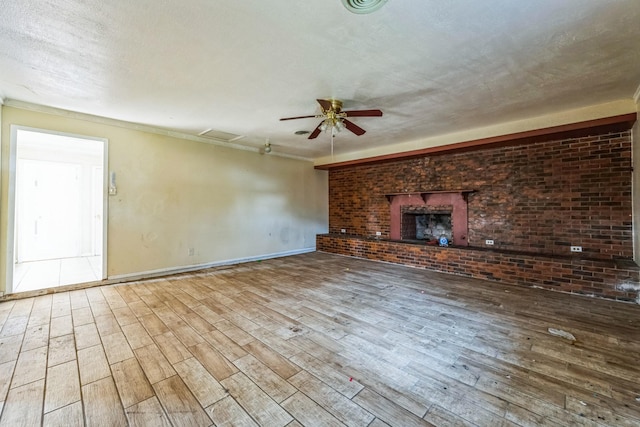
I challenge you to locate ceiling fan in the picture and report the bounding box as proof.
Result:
[280,99,383,139]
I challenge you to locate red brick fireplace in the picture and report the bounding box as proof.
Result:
[316,115,640,303]
[387,191,472,245]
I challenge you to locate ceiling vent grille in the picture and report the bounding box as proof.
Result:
[198,128,245,143]
[341,0,388,14]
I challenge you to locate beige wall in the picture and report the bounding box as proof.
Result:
[0,106,328,293]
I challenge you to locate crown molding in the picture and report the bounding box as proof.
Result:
[3,99,312,162]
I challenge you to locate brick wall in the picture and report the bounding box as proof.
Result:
[329,131,633,260]
[322,130,639,302]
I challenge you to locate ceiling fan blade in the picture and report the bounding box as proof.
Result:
[280,115,317,121]
[308,122,324,139]
[343,119,366,136]
[343,109,383,117]
[316,99,333,112]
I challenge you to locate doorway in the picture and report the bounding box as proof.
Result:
[8,126,107,293]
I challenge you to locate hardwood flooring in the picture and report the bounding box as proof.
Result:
[0,251,639,426]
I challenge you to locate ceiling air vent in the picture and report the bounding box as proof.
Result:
[341,0,388,14]
[198,128,245,143]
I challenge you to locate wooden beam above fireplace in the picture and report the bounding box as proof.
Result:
[316,113,637,170]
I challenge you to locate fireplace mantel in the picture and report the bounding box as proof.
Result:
[384,190,475,203]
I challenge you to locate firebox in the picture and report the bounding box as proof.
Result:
[401,207,453,242]
[386,190,473,246]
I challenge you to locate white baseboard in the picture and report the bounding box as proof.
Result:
[107,247,316,283]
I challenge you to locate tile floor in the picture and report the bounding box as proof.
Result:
[1,252,639,426]
[13,256,102,293]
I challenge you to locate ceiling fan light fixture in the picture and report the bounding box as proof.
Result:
[341,0,388,14]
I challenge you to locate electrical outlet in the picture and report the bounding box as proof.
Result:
[486,239,494,245]
[341,229,346,233]
[376,231,382,236]
[188,248,195,256]
[570,246,582,252]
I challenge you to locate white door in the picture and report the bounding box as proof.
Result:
[16,159,82,262]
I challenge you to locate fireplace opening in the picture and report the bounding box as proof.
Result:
[401,210,452,242]
[388,191,470,246]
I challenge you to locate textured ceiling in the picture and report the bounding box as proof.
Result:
[1,0,639,160]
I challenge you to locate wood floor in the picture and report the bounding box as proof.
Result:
[0,252,639,426]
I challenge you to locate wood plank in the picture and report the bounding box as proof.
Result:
[69,290,89,309]
[243,340,299,379]
[153,374,212,427]
[82,376,128,427]
[0,335,23,364]
[134,343,176,384]
[44,360,80,413]
[11,346,47,388]
[189,342,237,381]
[0,379,44,427]
[73,322,101,350]
[423,405,478,427]
[49,312,73,337]
[233,354,296,403]
[128,300,153,318]
[203,329,248,361]
[28,295,52,327]
[101,331,134,364]
[154,331,193,364]
[1,315,29,338]
[125,396,173,427]
[51,293,71,318]
[288,370,374,427]
[215,320,255,346]
[47,334,76,367]
[173,357,228,407]
[281,391,345,427]
[112,306,138,327]
[122,321,155,349]
[111,357,155,408]
[289,352,363,399]
[221,372,292,427]
[21,323,49,352]
[93,313,121,338]
[205,395,258,427]
[139,313,170,336]
[352,388,434,427]
[0,361,16,407]
[42,401,84,427]
[77,345,110,385]
[71,307,94,327]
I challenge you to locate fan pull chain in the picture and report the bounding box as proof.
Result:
[331,131,334,160]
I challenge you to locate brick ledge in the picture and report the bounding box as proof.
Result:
[317,234,640,303]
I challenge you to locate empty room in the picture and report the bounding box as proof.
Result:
[1,1,640,426]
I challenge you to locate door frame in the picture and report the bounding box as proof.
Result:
[6,125,109,293]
